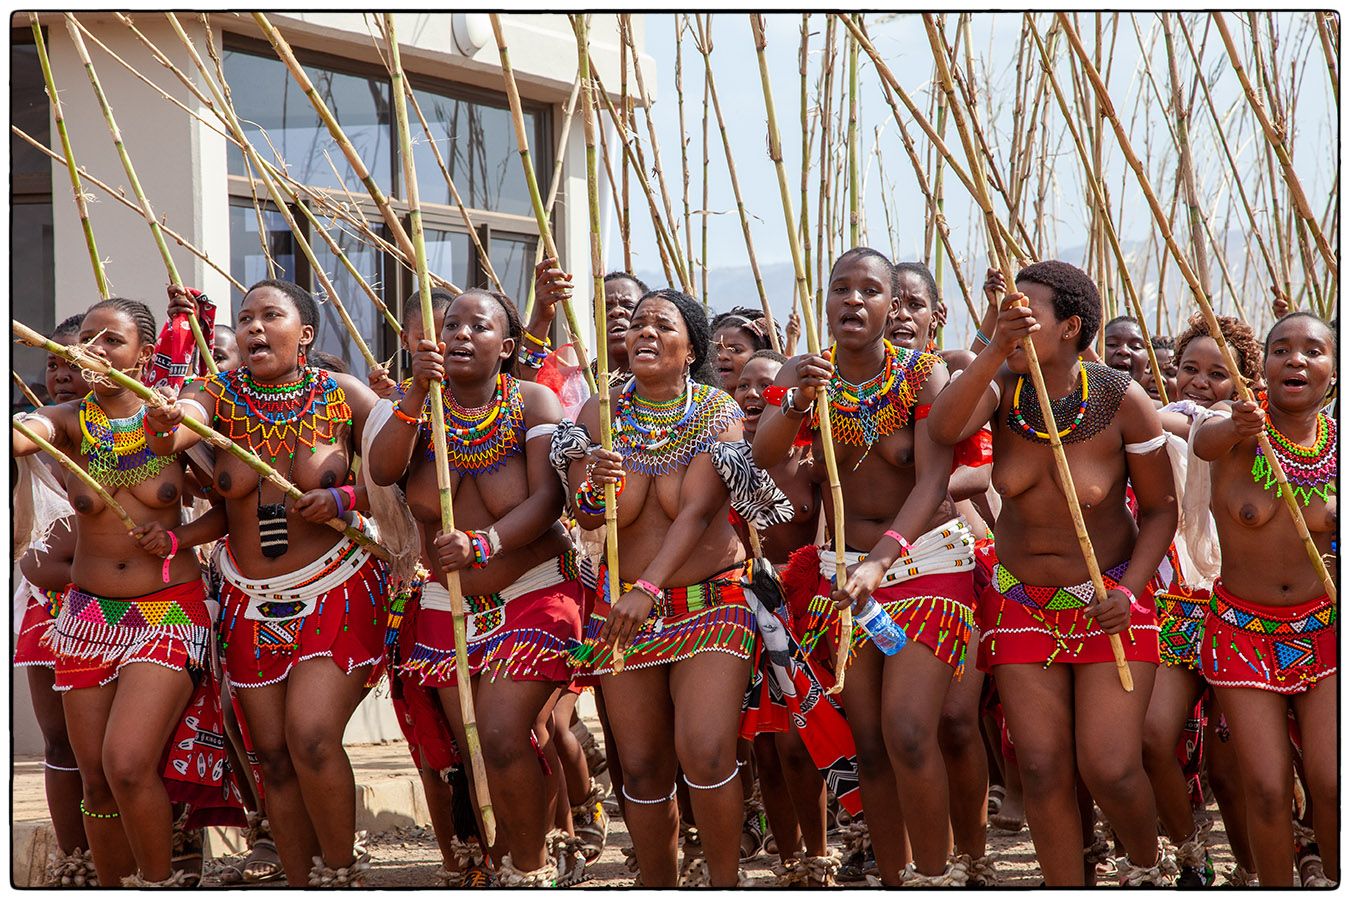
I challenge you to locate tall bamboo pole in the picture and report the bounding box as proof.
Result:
[13,418,137,533]
[1027,18,1169,403]
[700,19,712,303]
[487,14,596,395]
[13,320,387,559]
[384,14,496,845]
[163,13,380,372]
[921,13,1132,690]
[1213,13,1336,280]
[799,14,815,307]
[751,15,853,691]
[1059,13,1336,604]
[675,16,695,301]
[524,76,581,320]
[252,13,416,265]
[620,16,694,289]
[618,17,632,273]
[1315,12,1338,104]
[64,16,215,373]
[13,372,44,409]
[572,16,626,673]
[847,14,861,247]
[693,17,781,353]
[31,16,107,299]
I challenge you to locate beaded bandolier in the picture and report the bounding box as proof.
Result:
[810,340,941,447]
[420,373,526,474]
[79,395,177,488]
[203,367,353,557]
[1007,361,1131,445]
[1252,405,1337,506]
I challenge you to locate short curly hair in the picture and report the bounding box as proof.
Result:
[245,279,319,350]
[1150,334,1175,353]
[892,261,939,309]
[1015,261,1102,352]
[1175,313,1261,384]
[1264,310,1336,356]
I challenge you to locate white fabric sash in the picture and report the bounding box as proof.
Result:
[420,554,568,614]
[215,537,369,622]
[818,517,976,586]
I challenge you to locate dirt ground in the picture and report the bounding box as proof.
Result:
[202,777,1240,888]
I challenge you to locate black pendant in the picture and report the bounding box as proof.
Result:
[257,502,289,558]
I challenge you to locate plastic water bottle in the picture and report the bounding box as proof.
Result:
[855,597,907,656]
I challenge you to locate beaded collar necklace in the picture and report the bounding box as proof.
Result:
[612,377,741,475]
[1253,406,1337,506]
[205,367,352,465]
[816,340,937,446]
[422,373,525,475]
[78,394,176,488]
[1008,362,1129,446]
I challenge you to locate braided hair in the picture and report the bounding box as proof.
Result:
[711,306,782,353]
[53,314,85,341]
[1016,261,1102,352]
[84,297,157,347]
[892,261,939,309]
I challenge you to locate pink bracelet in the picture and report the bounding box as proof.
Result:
[161,531,179,583]
[884,529,911,556]
[1115,584,1148,615]
[633,579,662,603]
[338,484,357,513]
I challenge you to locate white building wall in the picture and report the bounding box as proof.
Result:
[14,13,652,753]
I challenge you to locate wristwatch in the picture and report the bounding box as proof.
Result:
[782,387,810,417]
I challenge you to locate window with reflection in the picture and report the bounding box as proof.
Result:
[11,34,55,406]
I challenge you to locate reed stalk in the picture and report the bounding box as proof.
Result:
[13,319,387,559]
[620,16,694,289]
[1059,13,1336,604]
[525,77,582,320]
[1213,14,1336,280]
[31,16,107,299]
[252,13,416,265]
[692,17,780,353]
[487,15,597,394]
[700,17,712,303]
[1315,12,1338,104]
[815,17,837,335]
[847,15,860,247]
[13,417,137,533]
[618,18,632,274]
[383,14,495,845]
[571,15,626,673]
[924,13,1132,691]
[675,16,695,300]
[164,14,379,371]
[751,15,853,691]
[13,371,44,409]
[799,14,814,306]
[64,15,215,374]
[1028,17,1169,402]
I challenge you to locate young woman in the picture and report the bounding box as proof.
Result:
[12,298,241,887]
[1142,313,1262,886]
[148,279,387,886]
[369,288,583,886]
[926,262,1177,886]
[756,248,972,886]
[1103,315,1149,384]
[367,288,453,400]
[732,349,836,886]
[1142,335,1178,403]
[1192,312,1337,887]
[711,306,779,393]
[13,315,88,884]
[554,288,789,887]
[886,261,996,884]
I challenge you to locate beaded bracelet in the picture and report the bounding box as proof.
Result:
[80,799,120,820]
[517,345,549,370]
[392,402,421,426]
[521,330,552,349]
[153,423,179,439]
[576,475,624,515]
[974,329,992,347]
[464,529,493,569]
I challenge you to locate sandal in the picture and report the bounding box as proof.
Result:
[240,815,284,884]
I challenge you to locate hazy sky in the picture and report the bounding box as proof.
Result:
[599,13,1336,338]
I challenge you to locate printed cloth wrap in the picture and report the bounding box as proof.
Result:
[1199,581,1336,695]
[781,519,978,676]
[400,552,583,688]
[975,542,1160,670]
[144,288,216,391]
[45,579,244,829]
[215,535,389,688]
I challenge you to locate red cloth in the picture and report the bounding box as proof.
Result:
[144,288,216,391]
[13,583,61,668]
[165,667,247,830]
[1200,582,1335,695]
[400,555,583,688]
[219,550,389,688]
[975,545,1159,670]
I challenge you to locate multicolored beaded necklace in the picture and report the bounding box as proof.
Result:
[421,374,525,475]
[78,394,177,488]
[612,377,742,476]
[1253,407,1337,506]
[1008,362,1129,446]
[204,367,353,465]
[815,340,937,447]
